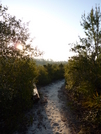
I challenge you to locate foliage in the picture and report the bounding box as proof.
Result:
[0,4,40,133]
[37,65,50,85]
[0,4,42,58]
[72,6,101,61]
[37,63,65,86]
[0,57,38,133]
[65,6,101,132]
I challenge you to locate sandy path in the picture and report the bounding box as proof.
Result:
[26,80,74,134]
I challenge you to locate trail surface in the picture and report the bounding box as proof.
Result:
[14,80,79,134]
[26,80,77,134]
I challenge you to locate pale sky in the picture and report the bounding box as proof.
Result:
[1,0,101,61]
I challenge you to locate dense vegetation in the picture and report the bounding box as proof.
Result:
[0,4,40,133]
[37,63,65,85]
[65,6,101,133]
[0,4,65,133]
[35,58,66,85]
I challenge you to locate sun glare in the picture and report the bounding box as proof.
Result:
[16,44,23,50]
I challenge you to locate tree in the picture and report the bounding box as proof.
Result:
[0,4,41,132]
[72,6,101,61]
[65,7,101,132]
[0,4,42,59]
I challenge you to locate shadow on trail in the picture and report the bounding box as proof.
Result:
[27,100,54,134]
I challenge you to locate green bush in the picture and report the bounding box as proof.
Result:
[64,56,101,131]
[0,57,38,132]
[37,65,51,85]
[37,63,65,86]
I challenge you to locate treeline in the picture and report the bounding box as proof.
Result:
[35,58,67,66]
[64,6,101,133]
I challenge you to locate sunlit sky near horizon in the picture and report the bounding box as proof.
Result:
[2,0,101,61]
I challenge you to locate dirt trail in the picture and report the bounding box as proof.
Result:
[25,80,79,134]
